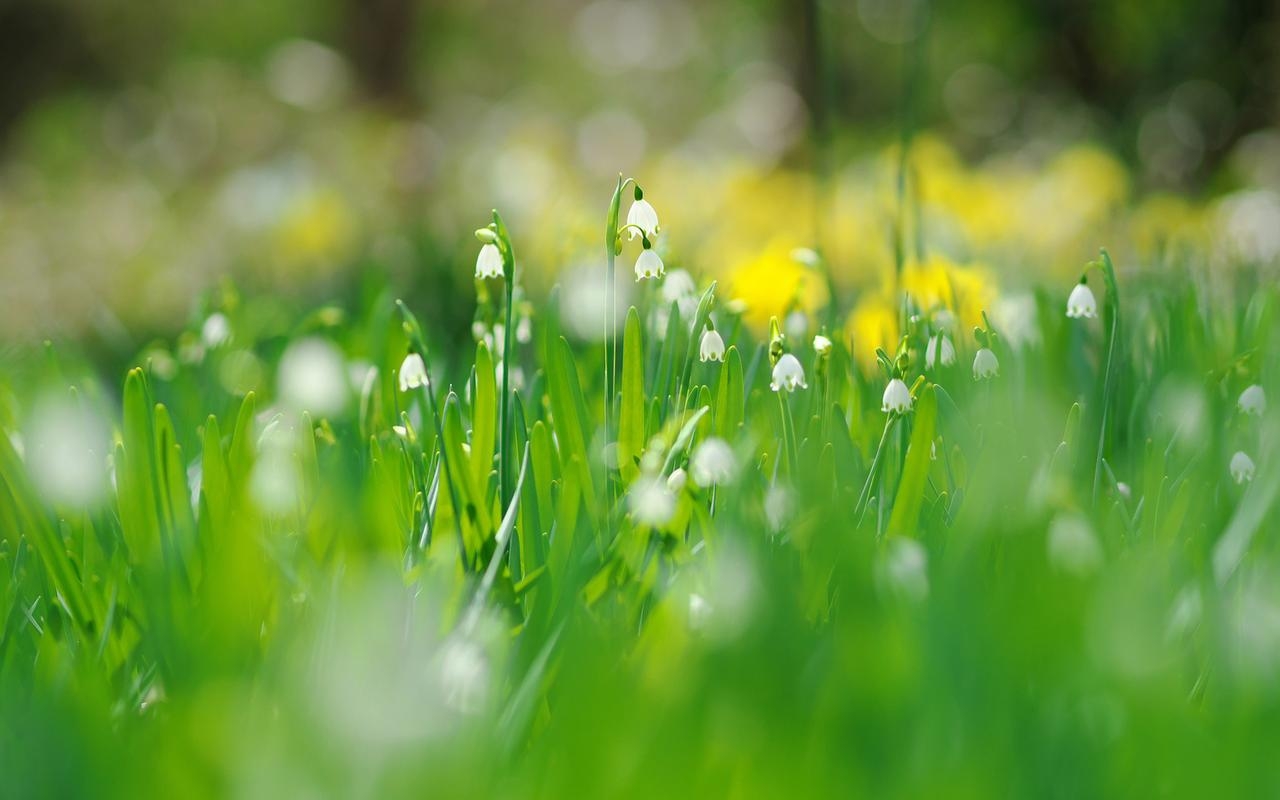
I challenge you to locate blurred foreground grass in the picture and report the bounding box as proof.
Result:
[2,182,1280,797]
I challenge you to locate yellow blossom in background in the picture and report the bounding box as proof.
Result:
[273,189,357,271]
[727,239,829,330]
[845,291,899,369]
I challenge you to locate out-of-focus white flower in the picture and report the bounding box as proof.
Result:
[691,437,736,486]
[398,353,429,392]
[392,425,410,439]
[201,312,231,348]
[439,638,489,715]
[764,484,793,532]
[879,537,929,602]
[688,593,712,630]
[784,310,808,342]
[790,247,820,266]
[699,329,725,362]
[628,475,675,526]
[661,269,697,308]
[1116,482,1132,500]
[1047,513,1102,576]
[882,378,913,414]
[667,467,688,493]
[932,308,957,331]
[973,347,999,380]
[278,337,348,416]
[516,314,533,344]
[626,198,660,240]
[1231,451,1256,484]
[635,249,664,280]
[475,243,504,279]
[25,398,109,507]
[1239,384,1267,416]
[1066,282,1098,319]
[925,334,956,368]
[770,353,807,392]
[813,335,832,357]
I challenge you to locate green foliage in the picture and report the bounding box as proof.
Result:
[1,254,1279,799]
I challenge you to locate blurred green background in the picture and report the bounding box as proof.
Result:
[2,0,1279,343]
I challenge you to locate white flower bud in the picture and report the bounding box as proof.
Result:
[925,334,956,368]
[699,329,726,362]
[1231,451,1256,484]
[973,347,999,380]
[635,249,665,281]
[475,243,504,279]
[398,353,428,392]
[1239,384,1266,416]
[1066,282,1098,319]
[770,353,807,392]
[626,198,660,240]
[882,378,913,414]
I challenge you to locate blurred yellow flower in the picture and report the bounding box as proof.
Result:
[727,239,829,330]
[274,189,357,269]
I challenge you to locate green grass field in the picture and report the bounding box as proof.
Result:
[2,181,1279,798]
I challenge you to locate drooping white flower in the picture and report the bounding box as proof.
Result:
[475,243,504,280]
[516,314,533,344]
[699,329,726,362]
[278,337,348,416]
[879,538,929,602]
[1066,282,1098,319]
[691,437,736,486]
[667,467,688,493]
[932,308,957,331]
[770,353,807,392]
[398,353,428,392]
[882,378,913,414]
[635,249,665,281]
[1047,513,1103,576]
[925,334,956,369]
[790,247,820,266]
[973,347,999,380]
[1239,384,1267,416]
[626,198,660,240]
[813,335,832,357]
[688,593,712,630]
[439,637,490,715]
[661,269,696,306]
[784,310,809,342]
[764,484,793,532]
[1231,451,1256,484]
[201,312,231,349]
[628,475,675,526]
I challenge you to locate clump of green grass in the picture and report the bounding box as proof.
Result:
[1,186,1278,798]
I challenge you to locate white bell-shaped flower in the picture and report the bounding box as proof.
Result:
[626,198,660,240]
[973,347,999,380]
[813,335,832,357]
[666,467,688,493]
[475,243,504,280]
[661,269,696,304]
[1231,451,1256,484]
[628,475,675,526]
[202,312,231,349]
[770,353,807,392]
[635,249,665,281]
[699,329,726,362]
[882,378,913,414]
[398,353,428,392]
[690,437,736,486]
[1066,282,1098,319]
[1239,384,1266,416]
[925,334,955,368]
